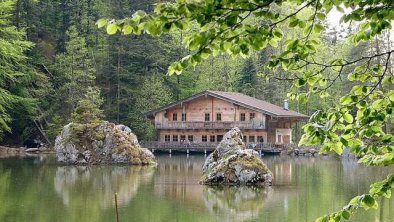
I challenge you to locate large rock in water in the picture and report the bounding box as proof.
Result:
[55,121,156,165]
[201,127,273,185]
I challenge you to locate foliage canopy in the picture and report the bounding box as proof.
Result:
[98,0,394,221]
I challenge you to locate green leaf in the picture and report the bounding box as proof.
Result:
[362,195,378,209]
[145,21,160,35]
[122,25,133,34]
[332,142,343,155]
[340,137,349,146]
[317,13,326,20]
[340,96,352,105]
[273,28,283,38]
[388,91,394,101]
[289,19,299,27]
[341,210,351,220]
[268,38,278,47]
[343,113,353,123]
[106,23,118,35]
[297,78,306,87]
[313,24,325,33]
[96,19,107,28]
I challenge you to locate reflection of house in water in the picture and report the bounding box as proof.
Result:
[54,166,154,209]
[273,161,293,185]
[153,156,207,209]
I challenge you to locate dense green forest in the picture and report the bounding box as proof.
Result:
[0,0,392,147]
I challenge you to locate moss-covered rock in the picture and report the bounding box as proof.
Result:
[55,121,156,165]
[201,127,272,186]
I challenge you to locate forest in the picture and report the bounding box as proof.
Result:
[1,0,394,221]
[0,0,392,147]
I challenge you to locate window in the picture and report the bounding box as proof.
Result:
[205,113,210,121]
[180,135,186,142]
[188,135,194,142]
[240,113,246,121]
[202,135,207,142]
[173,113,178,121]
[164,135,170,142]
[277,135,282,143]
[249,136,255,143]
[182,113,187,121]
[210,135,215,142]
[172,135,178,142]
[243,136,246,142]
[216,113,222,121]
[257,136,264,143]
[217,135,223,142]
[250,113,255,120]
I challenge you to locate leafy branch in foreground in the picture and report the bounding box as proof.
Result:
[97,0,394,221]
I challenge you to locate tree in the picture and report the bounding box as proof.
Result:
[237,57,258,96]
[128,74,173,140]
[44,25,99,139]
[71,87,104,124]
[99,0,394,221]
[0,0,42,141]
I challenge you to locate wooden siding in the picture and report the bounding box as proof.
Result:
[155,96,266,123]
[150,95,297,145]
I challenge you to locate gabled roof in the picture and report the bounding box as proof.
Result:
[145,90,309,119]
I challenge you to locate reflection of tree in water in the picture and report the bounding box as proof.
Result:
[202,186,272,222]
[54,166,154,209]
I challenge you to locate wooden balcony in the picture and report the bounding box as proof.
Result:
[154,121,265,130]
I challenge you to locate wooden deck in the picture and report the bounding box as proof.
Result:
[141,141,283,155]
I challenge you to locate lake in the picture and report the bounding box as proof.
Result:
[0,154,393,222]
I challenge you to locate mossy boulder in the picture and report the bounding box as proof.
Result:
[55,121,156,165]
[201,127,272,186]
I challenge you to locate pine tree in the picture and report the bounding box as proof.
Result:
[0,0,39,140]
[45,25,99,139]
[53,25,97,118]
[128,74,173,140]
[71,87,104,124]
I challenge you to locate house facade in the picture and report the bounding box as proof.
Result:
[145,90,308,146]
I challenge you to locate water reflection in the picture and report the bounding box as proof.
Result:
[54,165,155,209]
[202,186,272,222]
[0,155,393,222]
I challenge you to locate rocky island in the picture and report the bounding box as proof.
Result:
[201,127,273,186]
[55,121,156,165]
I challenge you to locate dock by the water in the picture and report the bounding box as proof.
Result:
[141,141,283,155]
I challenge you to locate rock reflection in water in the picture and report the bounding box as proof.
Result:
[202,186,272,222]
[54,165,154,209]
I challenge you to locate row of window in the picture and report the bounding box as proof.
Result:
[164,135,224,142]
[172,113,187,121]
[164,135,265,143]
[172,112,256,121]
[202,135,224,142]
[243,136,265,143]
[164,135,194,142]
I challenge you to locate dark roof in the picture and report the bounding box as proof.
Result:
[146,90,309,119]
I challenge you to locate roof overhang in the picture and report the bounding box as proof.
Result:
[144,90,309,119]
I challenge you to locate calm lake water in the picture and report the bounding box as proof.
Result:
[0,154,393,222]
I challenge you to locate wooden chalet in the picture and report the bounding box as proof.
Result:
[144,90,308,151]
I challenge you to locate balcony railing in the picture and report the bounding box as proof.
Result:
[155,121,265,130]
[141,141,284,151]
